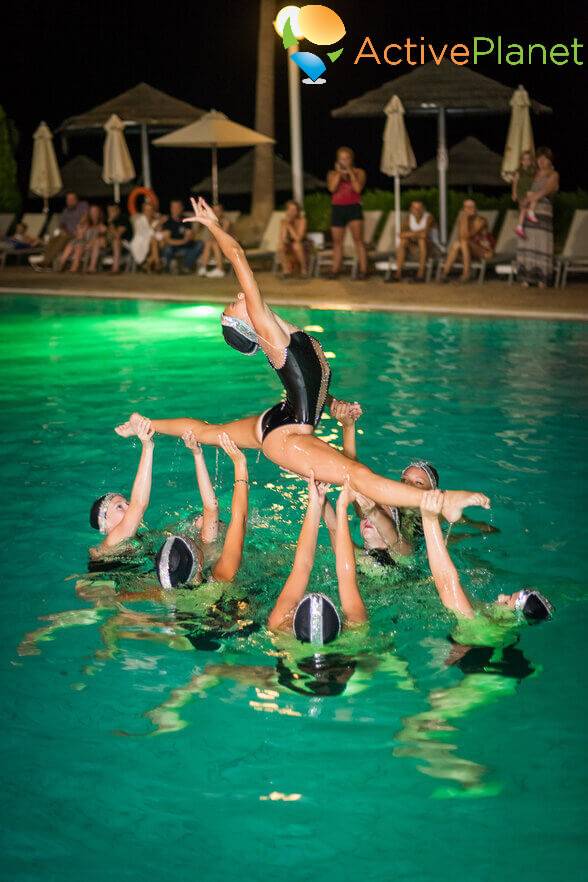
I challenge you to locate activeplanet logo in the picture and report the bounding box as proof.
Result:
[275,4,346,84]
[354,35,584,67]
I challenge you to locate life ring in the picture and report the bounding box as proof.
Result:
[128,186,159,216]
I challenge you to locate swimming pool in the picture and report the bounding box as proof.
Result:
[1,295,587,882]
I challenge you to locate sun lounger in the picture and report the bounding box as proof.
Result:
[555,210,588,288]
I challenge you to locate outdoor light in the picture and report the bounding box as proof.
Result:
[274,6,304,39]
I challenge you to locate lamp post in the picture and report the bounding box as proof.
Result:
[275,6,304,205]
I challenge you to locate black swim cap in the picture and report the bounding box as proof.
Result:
[293,593,341,645]
[516,589,553,622]
[367,548,396,568]
[155,535,202,589]
[90,493,119,532]
[221,315,259,355]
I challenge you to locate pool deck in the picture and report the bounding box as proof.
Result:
[1,267,587,321]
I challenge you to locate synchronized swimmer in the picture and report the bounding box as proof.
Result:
[86,194,551,652]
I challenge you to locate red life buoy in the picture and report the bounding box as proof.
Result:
[127,186,159,216]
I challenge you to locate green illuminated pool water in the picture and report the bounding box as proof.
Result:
[1,295,587,881]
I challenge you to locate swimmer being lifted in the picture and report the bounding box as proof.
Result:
[116,196,490,524]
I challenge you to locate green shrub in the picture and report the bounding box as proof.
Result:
[303,187,588,247]
[0,106,21,214]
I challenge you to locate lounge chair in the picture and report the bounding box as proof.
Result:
[435,210,499,282]
[314,210,383,278]
[485,211,519,284]
[244,211,285,272]
[0,213,15,238]
[0,212,49,269]
[555,210,588,288]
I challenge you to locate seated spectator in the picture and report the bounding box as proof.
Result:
[197,203,231,278]
[104,204,132,273]
[129,201,165,272]
[85,205,108,273]
[277,200,308,277]
[390,200,435,283]
[3,222,41,250]
[33,191,89,270]
[161,200,203,274]
[440,199,495,283]
[57,218,90,273]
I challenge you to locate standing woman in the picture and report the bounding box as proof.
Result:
[516,147,559,288]
[327,147,367,280]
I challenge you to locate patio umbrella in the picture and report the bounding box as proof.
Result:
[153,110,275,203]
[58,155,133,199]
[380,96,416,246]
[29,122,62,212]
[405,137,503,188]
[332,60,551,244]
[501,86,535,182]
[102,114,135,203]
[192,150,324,196]
[59,83,206,189]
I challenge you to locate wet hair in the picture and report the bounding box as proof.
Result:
[293,593,341,645]
[536,146,554,163]
[155,535,202,589]
[366,548,396,568]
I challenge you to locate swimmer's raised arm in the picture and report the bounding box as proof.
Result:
[335,481,367,625]
[420,490,474,619]
[105,418,154,548]
[211,433,249,583]
[182,430,219,543]
[267,474,328,631]
[185,197,287,349]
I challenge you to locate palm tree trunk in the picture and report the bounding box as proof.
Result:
[250,0,276,233]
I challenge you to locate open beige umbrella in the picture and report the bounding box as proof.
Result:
[380,96,416,247]
[153,110,274,203]
[29,122,62,212]
[501,86,535,182]
[102,114,135,203]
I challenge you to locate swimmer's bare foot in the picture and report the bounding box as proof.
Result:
[442,491,490,524]
[115,421,135,438]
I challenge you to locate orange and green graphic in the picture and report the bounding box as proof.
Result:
[275,5,346,85]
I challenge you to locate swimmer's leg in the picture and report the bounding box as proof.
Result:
[262,428,489,522]
[116,413,262,450]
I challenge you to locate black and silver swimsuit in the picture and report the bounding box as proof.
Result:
[261,331,331,440]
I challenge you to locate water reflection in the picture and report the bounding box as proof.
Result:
[393,636,536,798]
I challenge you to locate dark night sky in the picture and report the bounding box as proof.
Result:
[4,0,587,208]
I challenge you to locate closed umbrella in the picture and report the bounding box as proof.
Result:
[102,114,135,203]
[29,122,62,212]
[153,110,274,203]
[501,86,534,182]
[380,96,416,247]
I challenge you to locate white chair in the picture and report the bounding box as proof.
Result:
[245,211,286,272]
[487,210,519,284]
[315,210,383,277]
[555,210,588,288]
[0,213,15,238]
[21,213,48,239]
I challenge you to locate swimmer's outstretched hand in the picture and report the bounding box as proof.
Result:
[336,476,356,511]
[330,398,362,426]
[441,490,491,524]
[135,416,154,445]
[182,430,202,455]
[420,489,444,519]
[218,431,246,466]
[307,471,330,508]
[184,196,218,228]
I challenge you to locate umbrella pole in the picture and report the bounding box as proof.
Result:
[211,145,219,204]
[141,124,152,190]
[43,198,49,214]
[394,175,401,250]
[437,107,448,246]
[287,45,304,205]
[114,182,120,204]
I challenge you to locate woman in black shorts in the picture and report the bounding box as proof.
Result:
[327,146,367,280]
